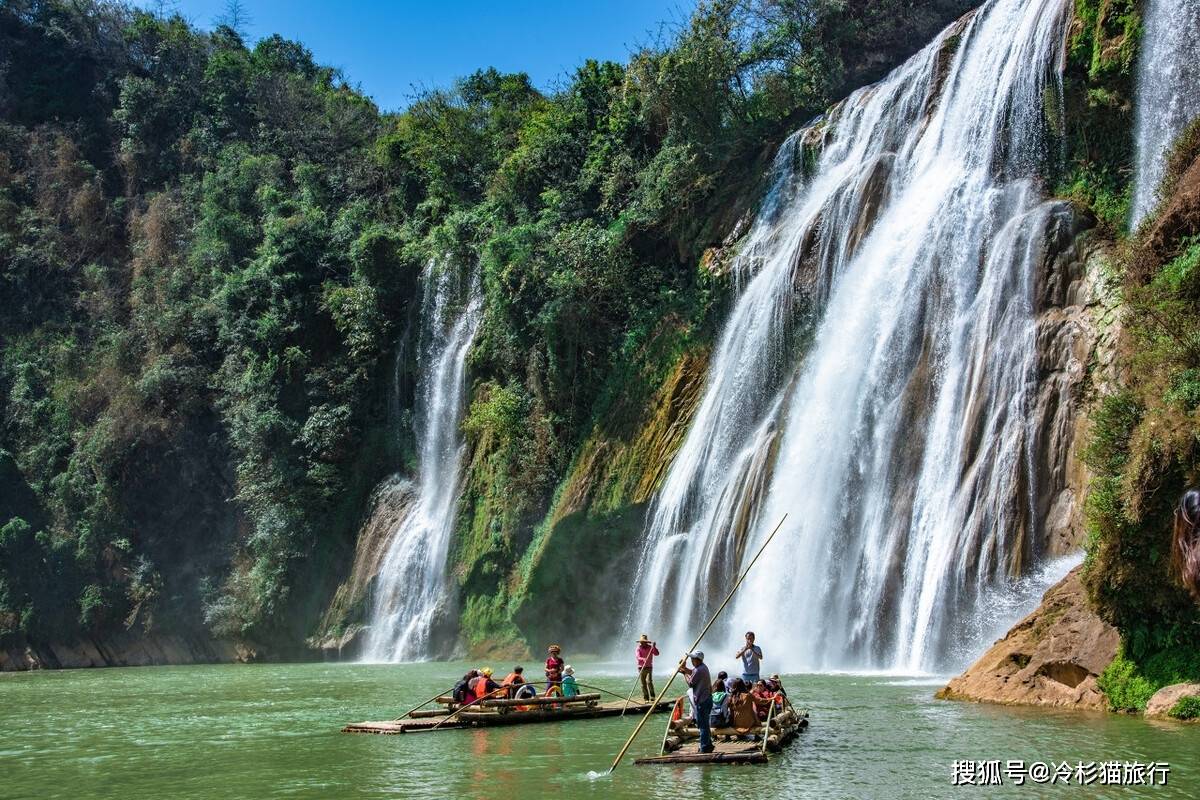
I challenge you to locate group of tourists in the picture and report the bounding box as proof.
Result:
[451,644,581,706]
[669,630,786,754]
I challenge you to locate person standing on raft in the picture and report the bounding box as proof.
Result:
[679,651,714,754]
[544,644,565,693]
[735,631,763,684]
[635,634,660,701]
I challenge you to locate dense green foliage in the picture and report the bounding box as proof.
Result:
[1080,113,1200,710]
[1,0,975,652]
[1169,694,1200,720]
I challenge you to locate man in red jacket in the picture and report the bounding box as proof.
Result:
[635,634,660,701]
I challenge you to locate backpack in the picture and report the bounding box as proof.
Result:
[709,692,731,728]
[452,679,469,703]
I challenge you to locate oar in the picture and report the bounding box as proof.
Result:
[429,686,509,730]
[394,684,458,721]
[607,513,788,773]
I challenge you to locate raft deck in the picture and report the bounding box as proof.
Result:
[343,697,674,734]
[634,698,809,766]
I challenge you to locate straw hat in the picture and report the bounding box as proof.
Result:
[637,634,651,643]
[548,644,561,652]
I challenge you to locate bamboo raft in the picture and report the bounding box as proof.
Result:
[343,692,675,734]
[634,696,809,765]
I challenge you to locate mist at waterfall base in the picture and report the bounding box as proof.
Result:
[361,259,482,663]
[623,0,1080,676]
[1132,0,1200,226]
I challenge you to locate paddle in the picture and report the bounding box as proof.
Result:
[606,513,788,773]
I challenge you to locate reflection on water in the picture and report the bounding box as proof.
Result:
[2,662,1197,799]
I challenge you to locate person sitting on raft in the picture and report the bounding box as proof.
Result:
[752,679,775,720]
[560,665,580,698]
[501,665,527,698]
[470,667,500,703]
[453,669,479,704]
[709,677,731,729]
[544,644,565,692]
[726,678,761,734]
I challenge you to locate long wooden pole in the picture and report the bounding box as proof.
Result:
[620,644,657,717]
[395,685,458,721]
[607,513,788,773]
[429,686,509,730]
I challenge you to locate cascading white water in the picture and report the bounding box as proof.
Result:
[1131,0,1200,226]
[362,258,481,662]
[625,0,1078,673]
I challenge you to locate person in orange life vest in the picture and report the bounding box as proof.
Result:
[470,667,500,702]
[635,634,660,701]
[500,665,526,698]
[544,645,564,692]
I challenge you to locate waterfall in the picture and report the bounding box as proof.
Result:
[1131,0,1200,226]
[624,0,1077,674]
[362,258,481,663]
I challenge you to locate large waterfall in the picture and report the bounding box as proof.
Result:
[362,258,481,662]
[624,0,1078,674]
[1131,0,1200,226]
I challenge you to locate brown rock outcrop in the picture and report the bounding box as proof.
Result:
[936,565,1119,710]
[1144,683,1200,720]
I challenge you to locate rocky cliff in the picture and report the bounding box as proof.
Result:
[937,566,1119,710]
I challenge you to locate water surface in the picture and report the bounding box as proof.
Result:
[2,662,1196,799]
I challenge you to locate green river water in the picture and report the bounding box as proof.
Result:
[2,661,1197,799]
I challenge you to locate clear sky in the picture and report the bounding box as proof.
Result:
[138,1,695,112]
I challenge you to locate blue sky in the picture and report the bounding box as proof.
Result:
[139,1,695,112]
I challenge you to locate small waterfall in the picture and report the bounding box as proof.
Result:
[1131,0,1200,226]
[362,258,482,662]
[625,0,1076,673]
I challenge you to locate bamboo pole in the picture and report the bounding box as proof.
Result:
[429,686,509,730]
[607,513,788,773]
[572,682,639,703]
[394,685,458,721]
[760,693,777,757]
[619,647,657,717]
[659,696,684,756]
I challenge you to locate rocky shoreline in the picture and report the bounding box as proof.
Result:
[0,632,260,671]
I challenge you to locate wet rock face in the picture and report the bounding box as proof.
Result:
[936,565,1119,709]
[310,477,418,659]
[0,631,250,671]
[1031,203,1120,557]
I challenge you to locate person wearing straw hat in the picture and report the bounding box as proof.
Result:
[634,634,660,701]
[679,651,714,754]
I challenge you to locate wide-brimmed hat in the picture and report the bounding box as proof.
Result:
[548,644,561,652]
[637,634,650,643]
[563,665,575,675]
[688,651,704,661]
